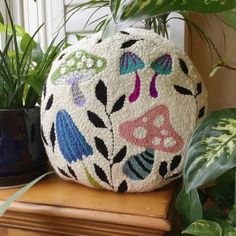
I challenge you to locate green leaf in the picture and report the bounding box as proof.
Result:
[0,171,54,217]
[219,9,236,31]
[32,43,44,64]
[85,167,103,189]
[20,33,36,53]
[110,0,121,21]
[0,23,26,37]
[175,187,203,226]
[215,218,236,235]
[206,170,234,209]
[183,220,222,236]
[229,208,236,225]
[103,0,236,37]
[75,34,86,41]
[184,109,236,192]
[225,232,236,236]
[209,65,221,77]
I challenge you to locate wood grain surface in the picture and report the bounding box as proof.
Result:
[0,174,179,235]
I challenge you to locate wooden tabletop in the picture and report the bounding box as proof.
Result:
[0,174,179,236]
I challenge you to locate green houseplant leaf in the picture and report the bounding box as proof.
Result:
[176,187,203,226]
[183,220,222,236]
[220,9,236,31]
[103,0,236,36]
[184,109,236,192]
[0,172,54,217]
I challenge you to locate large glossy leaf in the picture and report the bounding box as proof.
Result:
[184,109,236,192]
[183,220,222,236]
[103,0,236,36]
[175,187,203,227]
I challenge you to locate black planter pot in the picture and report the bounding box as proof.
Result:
[0,108,48,188]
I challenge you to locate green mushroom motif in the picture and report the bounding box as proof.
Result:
[51,50,107,107]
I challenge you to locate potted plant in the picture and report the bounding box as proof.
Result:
[175,109,236,236]
[0,0,63,188]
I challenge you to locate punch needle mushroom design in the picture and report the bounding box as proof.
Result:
[56,110,93,163]
[150,54,172,98]
[51,50,107,107]
[119,105,184,153]
[120,52,145,102]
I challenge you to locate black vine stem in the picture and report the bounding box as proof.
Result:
[105,107,115,188]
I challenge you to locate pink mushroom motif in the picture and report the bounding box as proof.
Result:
[119,105,184,153]
[150,54,172,98]
[120,52,145,103]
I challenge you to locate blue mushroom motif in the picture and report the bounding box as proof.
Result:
[150,54,172,98]
[56,110,93,163]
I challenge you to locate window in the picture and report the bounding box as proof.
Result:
[1,1,185,50]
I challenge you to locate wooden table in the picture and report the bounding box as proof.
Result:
[0,174,178,236]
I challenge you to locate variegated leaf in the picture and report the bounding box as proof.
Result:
[103,0,236,37]
[184,109,236,192]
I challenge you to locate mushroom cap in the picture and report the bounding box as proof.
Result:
[120,52,145,75]
[151,54,172,75]
[119,105,184,153]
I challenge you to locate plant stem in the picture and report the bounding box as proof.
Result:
[235,170,236,205]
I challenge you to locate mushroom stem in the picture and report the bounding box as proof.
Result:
[150,72,158,98]
[129,71,141,102]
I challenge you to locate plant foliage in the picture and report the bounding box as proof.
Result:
[0,0,64,109]
[103,0,236,37]
[176,109,236,235]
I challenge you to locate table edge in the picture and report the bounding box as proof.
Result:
[0,200,171,231]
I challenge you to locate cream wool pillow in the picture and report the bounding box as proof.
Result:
[41,28,207,192]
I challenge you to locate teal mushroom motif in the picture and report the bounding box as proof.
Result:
[51,50,107,107]
[150,54,172,98]
[120,52,145,102]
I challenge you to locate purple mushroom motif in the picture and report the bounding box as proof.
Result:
[150,54,172,98]
[120,52,145,102]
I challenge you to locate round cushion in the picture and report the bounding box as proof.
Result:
[41,28,207,192]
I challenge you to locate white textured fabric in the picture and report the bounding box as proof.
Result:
[41,28,207,192]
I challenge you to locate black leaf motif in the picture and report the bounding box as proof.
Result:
[196,82,202,96]
[43,85,47,98]
[46,94,53,110]
[95,80,107,106]
[121,40,138,49]
[179,58,189,75]
[41,128,48,145]
[94,164,110,185]
[159,161,168,177]
[113,146,127,164]
[50,123,56,152]
[120,31,130,35]
[111,95,125,114]
[94,137,109,160]
[58,167,71,178]
[67,165,77,180]
[198,106,205,119]
[97,39,102,43]
[58,53,65,60]
[31,124,35,144]
[87,111,106,128]
[170,155,181,171]
[174,85,193,96]
[118,180,128,193]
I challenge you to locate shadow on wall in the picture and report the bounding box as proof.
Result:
[186,13,236,112]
